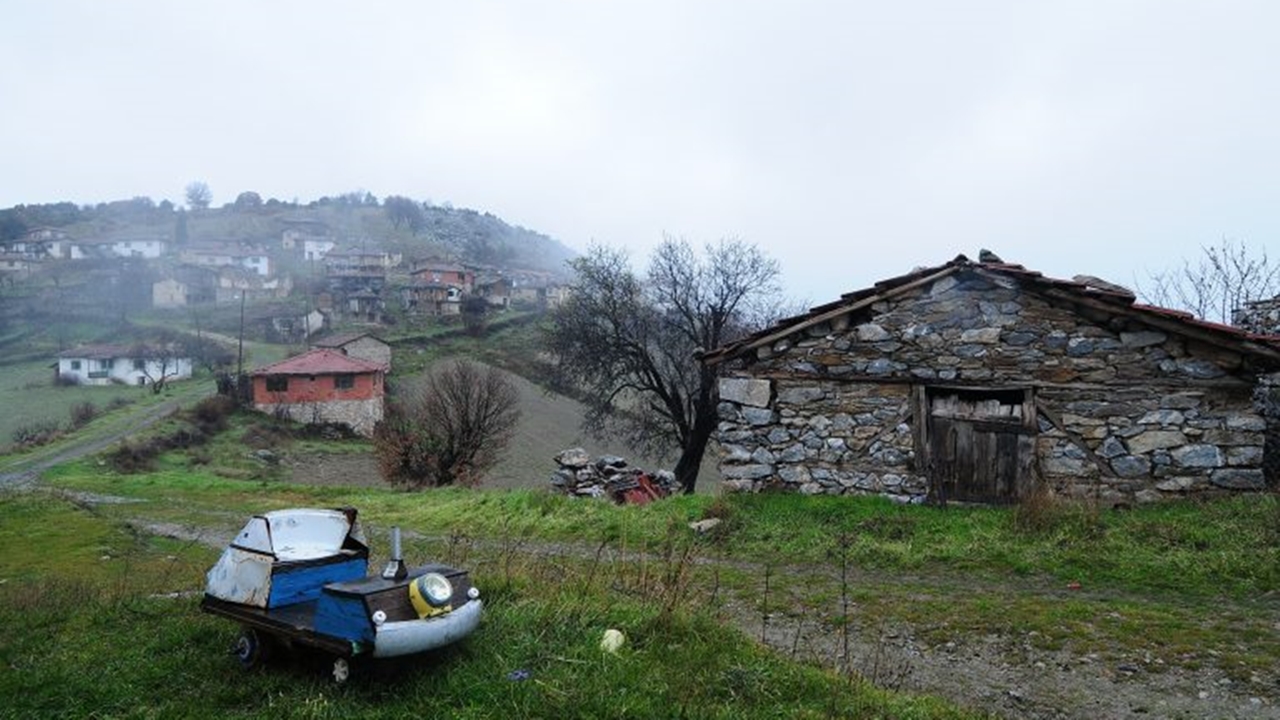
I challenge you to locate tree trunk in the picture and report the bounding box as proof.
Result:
[673,406,718,494]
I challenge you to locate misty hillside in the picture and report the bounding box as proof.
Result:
[0,192,577,273]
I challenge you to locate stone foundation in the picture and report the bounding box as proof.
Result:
[255,397,383,437]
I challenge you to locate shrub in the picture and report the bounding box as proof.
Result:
[68,401,98,429]
[11,420,61,448]
[373,360,521,489]
[190,395,235,433]
[106,440,156,474]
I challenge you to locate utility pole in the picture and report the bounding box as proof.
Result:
[236,291,246,378]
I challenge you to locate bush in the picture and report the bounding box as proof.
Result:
[106,440,156,474]
[190,395,235,433]
[373,360,521,489]
[68,402,98,429]
[11,420,61,448]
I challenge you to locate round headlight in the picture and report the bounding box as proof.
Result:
[416,572,453,607]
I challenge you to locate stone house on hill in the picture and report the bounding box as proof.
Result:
[249,349,385,436]
[702,255,1280,506]
[311,332,391,371]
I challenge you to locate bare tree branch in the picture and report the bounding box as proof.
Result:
[373,360,521,489]
[544,237,780,493]
[1135,239,1280,324]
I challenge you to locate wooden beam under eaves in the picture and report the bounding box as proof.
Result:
[702,265,960,365]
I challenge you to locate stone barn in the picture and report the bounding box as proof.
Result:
[311,331,391,371]
[250,349,385,436]
[702,255,1280,505]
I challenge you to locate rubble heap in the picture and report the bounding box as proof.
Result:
[549,448,679,504]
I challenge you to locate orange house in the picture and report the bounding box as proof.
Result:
[250,349,385,436]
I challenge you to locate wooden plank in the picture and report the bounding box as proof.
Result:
[1015,433,1037,499]
[1037,286,1280,364]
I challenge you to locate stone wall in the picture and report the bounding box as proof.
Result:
[1234,296,1280,335]
[254,397,383,437]
[715,270,1274,504]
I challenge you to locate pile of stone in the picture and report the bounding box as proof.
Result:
[549,448,679,504]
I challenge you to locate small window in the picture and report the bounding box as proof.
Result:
[100,359,114,370]
[70,360,81,370]
[133,359,146,370]
[334,374,355,390]
[137,377,147,386]
[266,376,288,392]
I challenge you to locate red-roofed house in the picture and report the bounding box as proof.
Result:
[703,253,1280,506]
[410,263,474,293]
[250,349,385,436]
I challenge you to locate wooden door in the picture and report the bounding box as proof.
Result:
[924,388,1035,504]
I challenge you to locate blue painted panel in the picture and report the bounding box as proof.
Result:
[314,591,374,643]
[267,557,367,608]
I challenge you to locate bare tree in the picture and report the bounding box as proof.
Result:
[373,360,521,489]
[544,236,780,494]
[1136,239,1280,324]
[184,181,212,210]
[129,337,187,394]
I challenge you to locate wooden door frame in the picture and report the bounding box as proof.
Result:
[913,384,1037,505]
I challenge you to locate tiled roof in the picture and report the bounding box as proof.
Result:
[57,343,184,360]
[412,264,469,274]
[312,332,384,348]
[702,254,1280,365]
[250,348,384,376]
[57,344,133,360]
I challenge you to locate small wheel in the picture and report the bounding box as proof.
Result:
[332,657,351,684]
[234,628,270,669]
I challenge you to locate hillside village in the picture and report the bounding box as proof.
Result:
[0,194,575,348]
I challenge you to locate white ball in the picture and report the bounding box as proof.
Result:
[600,628,625,653]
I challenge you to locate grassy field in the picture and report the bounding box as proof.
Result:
[0,489,979,719]
[4,414,1278,716]
[0,360,154,450]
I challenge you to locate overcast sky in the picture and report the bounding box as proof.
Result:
[2,1,1277,305]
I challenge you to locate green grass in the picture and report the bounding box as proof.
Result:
[0,491,979,719]
[42,454,1280,601]
[0,360,145,449]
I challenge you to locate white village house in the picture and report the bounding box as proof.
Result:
[56,344,193,387]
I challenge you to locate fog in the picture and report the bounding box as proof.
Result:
[3,1,1279,304]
